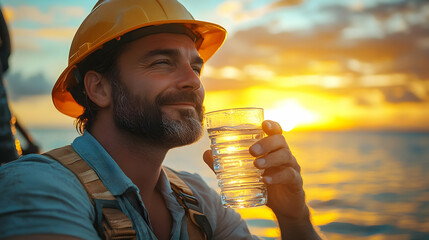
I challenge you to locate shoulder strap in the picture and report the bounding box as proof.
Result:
[44,145,136,240]
[44,145,212,240]
[163,167,213,240]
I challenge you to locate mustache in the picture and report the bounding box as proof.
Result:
[156,91,203,110]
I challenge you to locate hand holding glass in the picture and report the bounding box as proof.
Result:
[205,108,267,208]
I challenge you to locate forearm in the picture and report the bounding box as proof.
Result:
[276,206,323,240]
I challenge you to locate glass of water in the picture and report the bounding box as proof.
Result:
[205,107,267,208]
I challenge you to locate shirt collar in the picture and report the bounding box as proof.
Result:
[157,168,174,196]
[71,131,137,196]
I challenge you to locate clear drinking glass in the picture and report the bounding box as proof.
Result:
[205,107,267,208]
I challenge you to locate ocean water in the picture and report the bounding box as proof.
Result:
[18,129,429,240]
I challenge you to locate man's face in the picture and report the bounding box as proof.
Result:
[111,33,205,148]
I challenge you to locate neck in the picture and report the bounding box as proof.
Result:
[90,114,169,199]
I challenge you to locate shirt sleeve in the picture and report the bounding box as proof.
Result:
[0,154,101,240]
[176,171,262,240]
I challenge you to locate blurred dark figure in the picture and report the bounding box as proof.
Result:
[0,6,18,163]
[15,118,40,155]
[0,6,39,164]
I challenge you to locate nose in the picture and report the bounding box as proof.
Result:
[176,63,202,91]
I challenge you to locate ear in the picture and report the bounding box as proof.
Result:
[84,70,112,108]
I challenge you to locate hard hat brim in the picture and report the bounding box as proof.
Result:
[52,20,226,118]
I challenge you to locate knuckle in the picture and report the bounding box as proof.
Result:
[275,134,286,144]
[295,161,301,173]
[296,174,303,187]
[291,168,303,186]
[289,153,301,173]
[280,147,291,157]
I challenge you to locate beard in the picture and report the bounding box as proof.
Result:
[111,78,204,148]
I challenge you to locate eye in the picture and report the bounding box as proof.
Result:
[193,66,202,76]
[152,59,171,66]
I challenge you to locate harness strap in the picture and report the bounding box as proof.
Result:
[163,167,213,240]
[44,145,212,240]
[44,145,136,240]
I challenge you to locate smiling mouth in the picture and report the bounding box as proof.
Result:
[164,102,196,108]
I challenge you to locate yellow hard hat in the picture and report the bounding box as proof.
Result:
[52,0,227,118]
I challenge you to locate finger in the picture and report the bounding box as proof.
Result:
[249,134,288,157]
[262,120,282,136]
[203,150,215,172]
[254,148,301,173]
[263,167,303,190]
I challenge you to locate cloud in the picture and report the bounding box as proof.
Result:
[4,72,52,100]
[216,1,243,17]
[11,27,77,42]
[364,0,429,24]
[383,87,424,103]
[4,5,86,25]
[216,0,304,24]
[1,6,14,23]
[324,0,429,37]
[205,0,429,104]
[51,6,86,19]
[321,1,429,80]
[354,89,385,106]
[268,0,304,10]
[6,6,53,24]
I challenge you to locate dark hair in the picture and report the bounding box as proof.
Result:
[70,40,125,134]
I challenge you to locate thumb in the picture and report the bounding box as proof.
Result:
[203,149,215,172]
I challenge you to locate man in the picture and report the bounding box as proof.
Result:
[0,5,19,163]
[0,6,40,162]
[0,0,322,239]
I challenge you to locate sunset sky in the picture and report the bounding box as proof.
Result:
[1,0,428,132]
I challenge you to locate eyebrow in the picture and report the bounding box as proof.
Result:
[143,49,204,64]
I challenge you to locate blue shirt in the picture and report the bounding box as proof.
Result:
[0,132,256,239]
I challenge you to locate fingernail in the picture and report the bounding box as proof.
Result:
[264,176,272,184]
[252,144,262,155]
[265,121,272,129]
[256,158,265,167]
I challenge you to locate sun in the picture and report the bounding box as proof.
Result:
[264,99,319,131]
